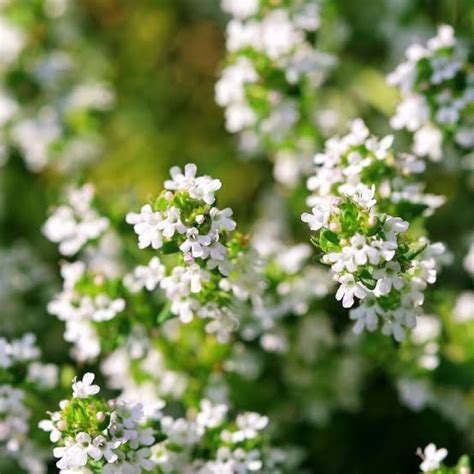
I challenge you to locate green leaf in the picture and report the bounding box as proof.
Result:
[359,269,377,290]
[154,196,168,212]
[157,302,174,324]
[340,202,359,233]
[161,241,180,254]
[319,229,340,252]
[404,241,428,261]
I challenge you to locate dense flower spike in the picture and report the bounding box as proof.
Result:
[0,0,114,172]
[216,0,336,187]
[40,373,157,473]
[302,120,445,341]
[126,163,263,340]
[388,24,473,162]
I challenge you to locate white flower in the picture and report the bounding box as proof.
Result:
[215,57,258,106]
[180,228,212,258]
[132,256,166,291]
[43,185,109,256]
[210,207,236,232]
[384,217,409,242]
[345,184,376,209]
[39,416,62,443]
[373,262,405,296]
[158,207,186,238]
[390,95,430,131]
[87,436,119,463]
[234,412,268,440]
[413,125,443,161]
[427,24,455,51]
[126,204,163,250]
[335,274,367,308]
[197,399,228,430]
[301,206,331,231]
[419,443,448,472]
[164,163,221,205]
[0,91,18,126]
[260,10,302,60]
[454,291,474,322]
[349,234,380,266]
[54,433,91,470]
[350,301,380,334]
[72,373,100,398]
[0,18,25,67]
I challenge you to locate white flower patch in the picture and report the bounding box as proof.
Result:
[43,184,109,256]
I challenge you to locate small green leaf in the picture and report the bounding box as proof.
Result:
[157,302,174,324]
[359,269,377,290]
[319,229,340,252]
[161,241,180,254]
[154,196,168,212]
[404,241,428,261]
[340,202,359,232]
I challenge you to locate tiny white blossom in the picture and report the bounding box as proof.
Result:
[72,373,100,399]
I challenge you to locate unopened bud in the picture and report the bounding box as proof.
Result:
[368,216,377,227]
[164,191,173,201]
[57,420,67,431]
[107,399,116,410]
[59,400,70,410]
[96,411,106,422]
[340,238,348,246]
[184,253,194,264]
[195,214,205,224]
[329,222,341,233]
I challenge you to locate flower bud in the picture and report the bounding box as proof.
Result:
[96,411,106,422]
[195,214,205,224]
[57,420,67,431]
[164,191,173,201]
[59,400,70,410]
[329,222,341,233]
[107,399,116,409]
[368,216,377,227]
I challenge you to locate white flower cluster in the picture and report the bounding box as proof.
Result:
[153,399,289,473]
[0,334,58,473]
[0,1,114,172]
[126,163,263,341]
[302,120,444,341]
[388,24,474,161]
[48,260,125,361]
[216,0,335,186]
[43,184,109,256]
[40,373,156,474]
